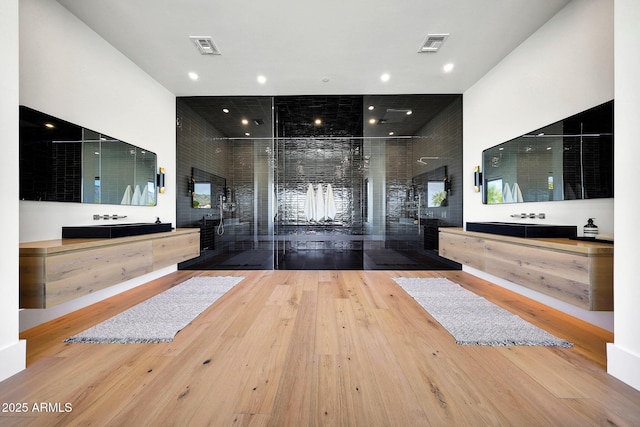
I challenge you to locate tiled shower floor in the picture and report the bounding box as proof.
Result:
[182,248,459,270]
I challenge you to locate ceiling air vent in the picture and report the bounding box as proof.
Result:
[418,34,449,53]
[189,36,221,55]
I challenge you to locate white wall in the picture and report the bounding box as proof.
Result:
[19,0,176,242]
[463,0,614,234]
[18,0,178,328]
[0,0,27,382]
[463,0,615,328]
[607,0,640,392]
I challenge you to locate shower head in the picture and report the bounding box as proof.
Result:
[417,156,440,165]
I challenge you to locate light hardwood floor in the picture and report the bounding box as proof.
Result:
[2,270,640,426]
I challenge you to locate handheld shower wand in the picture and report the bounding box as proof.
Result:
[417,193,421,235]
[217,194,225,235]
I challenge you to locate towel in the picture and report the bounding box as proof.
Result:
[503,182,513,203]
[304,183,316,221]
[326,184,337,220]
[120,185,132,205]
[139,186,149,206]
[512,183,523,203]
[132,185,142,205]
[316,184,325,221]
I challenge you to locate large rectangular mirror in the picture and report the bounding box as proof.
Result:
[482,100,613,204]
[19,106,157,206]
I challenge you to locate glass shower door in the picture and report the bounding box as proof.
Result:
[274,137,365,270]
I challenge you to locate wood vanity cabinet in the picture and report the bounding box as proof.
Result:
[438,228,613,311]
[19,228,200,309]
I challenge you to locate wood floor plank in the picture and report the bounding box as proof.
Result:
[45,354,174,426]
[497,346,590,398]
[371,274,526,425]
[336,288,393,427]
[230,413,270,427]
[268,288,318,427]
[348,270,389,310]
[220,273,280,338]
[232,305,294,416]
[314,354,349,426]
[108,334,245,426]
[450,346,597,426]
[3,269,639,426]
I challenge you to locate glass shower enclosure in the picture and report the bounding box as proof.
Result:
[176,95,462,271]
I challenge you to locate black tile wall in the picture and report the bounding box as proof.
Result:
[275,137,364,251]
[411,96,463,229]
[176,100,230,263]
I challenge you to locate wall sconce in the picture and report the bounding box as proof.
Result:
[444,175,452,194]
[187,177,195,195]
[473,166,483,193]
[157,167,165,194]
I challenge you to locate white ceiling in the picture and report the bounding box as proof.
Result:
[56,0,571,97]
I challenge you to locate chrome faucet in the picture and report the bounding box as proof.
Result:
[510,213,545,219]
[93,214,128,220]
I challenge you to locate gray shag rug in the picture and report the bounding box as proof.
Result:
[393,277,573,347]
[64,276,245,344]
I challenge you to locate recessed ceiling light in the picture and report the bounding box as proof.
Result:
[443,63,455,73]
[241,119,249,125]
[368,105,375,111]
[188,72,199,81]
[245,132,251,136]
[380,73,390,82]
[406,110,413,115]
[222,108,230,114]
[314,119,322,125]
[44,123,55,129]
[257,75,267,84]
[389,131,395,136]
[369,118,376,124]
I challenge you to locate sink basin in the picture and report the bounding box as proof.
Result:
[465,222,577,238]
[62,223,172,239]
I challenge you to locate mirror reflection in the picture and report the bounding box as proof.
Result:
[482,100,613,204]
[19,106,157,206]
[190,167,226,209]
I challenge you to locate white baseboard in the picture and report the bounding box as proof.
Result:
[607,343,640,392]
[0,340,26,382]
